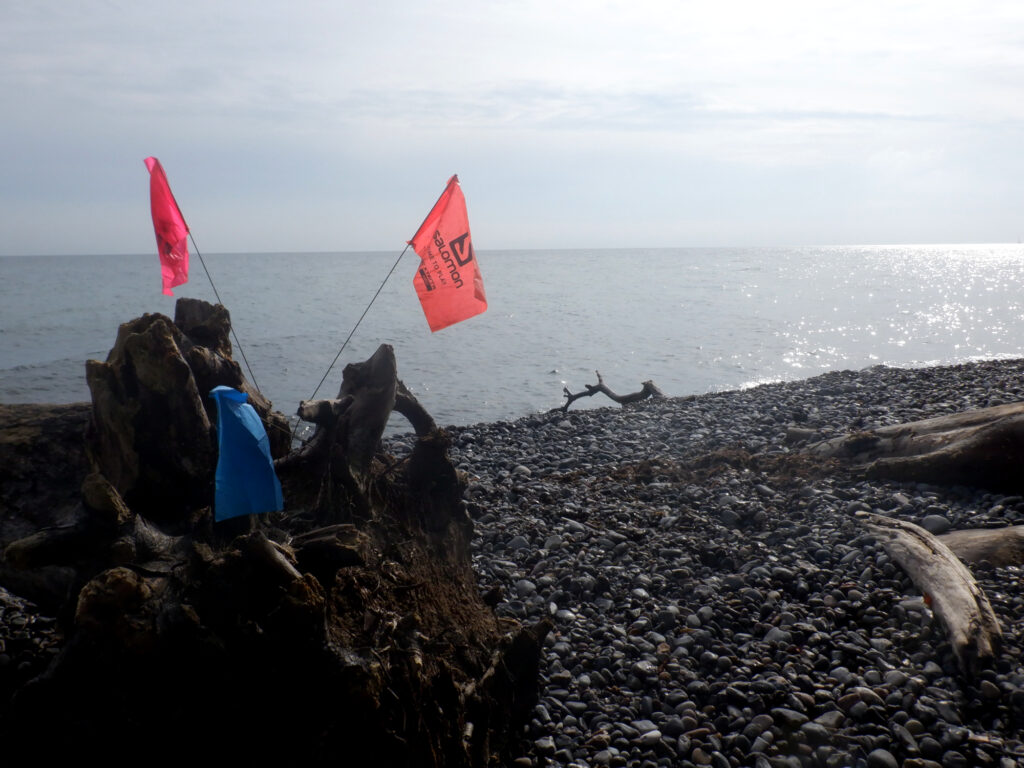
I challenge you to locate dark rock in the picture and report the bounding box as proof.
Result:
[921,514,951,534]
[866,748,898,768]
[771,707,809,728]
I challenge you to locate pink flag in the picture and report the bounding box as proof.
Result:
[144,157,190,296]
[409,175,487,332]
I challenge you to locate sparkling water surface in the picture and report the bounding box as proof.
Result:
[2,245,1022,428]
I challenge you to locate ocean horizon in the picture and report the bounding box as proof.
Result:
[3,244,1023,428]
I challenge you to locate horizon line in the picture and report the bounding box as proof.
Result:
[2,241,1022,258]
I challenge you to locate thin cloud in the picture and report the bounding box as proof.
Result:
[2,0,1024,253]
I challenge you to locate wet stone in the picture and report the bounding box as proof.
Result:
[771,707,808,728]
[764,627,792,644]
[534,736,556,756]
[920,515,951,534]
[444,360,1024,768]
[867,749,898,768]
[979,680,1001,700]
[800,721,831,745]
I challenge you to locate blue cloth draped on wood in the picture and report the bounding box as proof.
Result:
[209,386,283,521]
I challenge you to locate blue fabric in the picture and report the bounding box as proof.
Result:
[209,386,284,521]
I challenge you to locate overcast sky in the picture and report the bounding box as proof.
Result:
[3,1,1023,255]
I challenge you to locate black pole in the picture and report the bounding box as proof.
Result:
[187,232,262,394]
[305,244,412,403]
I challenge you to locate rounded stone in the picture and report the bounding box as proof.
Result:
[920,515,951,534]
[866,749,898,768]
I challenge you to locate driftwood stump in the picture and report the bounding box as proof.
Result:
[855,512,1002,679]
[273,344,398,521]
[809,402,1024,493]
[0,300,547,766]
[85,298,290,520]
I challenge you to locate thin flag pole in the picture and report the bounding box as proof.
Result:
[187,232,262,394]
[305,244,411,404]
[298,179,455,440]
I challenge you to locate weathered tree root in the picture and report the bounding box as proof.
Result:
[559,371,664,412]
[1,300,547,766]
[855,511,1002,679]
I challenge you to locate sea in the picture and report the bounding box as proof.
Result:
[2,245,1023,430]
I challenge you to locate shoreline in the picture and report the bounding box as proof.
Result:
[3,358,1024,765]
[437,358,1024,767]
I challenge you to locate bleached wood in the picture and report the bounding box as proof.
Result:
[809,403,1024,492]
[939,526,1024,567]
[856,511,1002,678]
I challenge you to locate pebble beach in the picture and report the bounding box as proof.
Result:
[4,359,1024,767]
[441,359,1024,768]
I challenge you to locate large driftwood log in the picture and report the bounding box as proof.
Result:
[560,371,664,412]
[855,511,1002,678]
[938,526,1024,567]
[809,402,1024,492]
[1,300,547,766]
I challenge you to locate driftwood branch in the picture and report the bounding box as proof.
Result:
[394,379,437,437]
[560,371,664,413]
[237,530,304,585]
[855,511,1002,678]
[274,395,354,474]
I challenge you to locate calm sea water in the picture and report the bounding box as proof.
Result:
[2,245,1023,427]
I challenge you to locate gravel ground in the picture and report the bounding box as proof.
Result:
[4,360,1024,767]
[440,360,1024,768]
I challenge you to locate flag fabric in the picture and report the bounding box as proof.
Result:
[409,175,487,332]
[209,386,284,522]
[144,157,190,296]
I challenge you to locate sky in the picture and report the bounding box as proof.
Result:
[2,0,1023,255]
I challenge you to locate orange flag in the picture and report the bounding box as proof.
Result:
[144,157,190,296]
[409,175,487,332]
